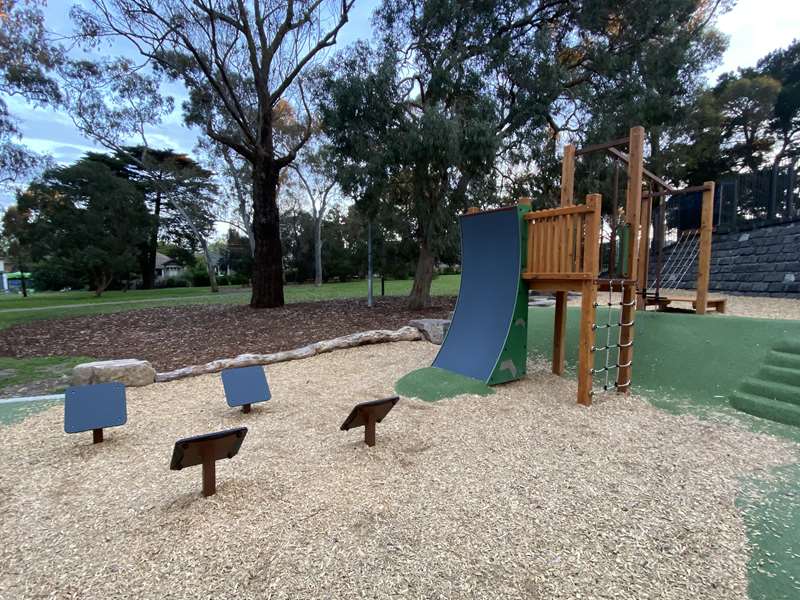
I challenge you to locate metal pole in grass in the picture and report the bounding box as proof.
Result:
[367,219,373,307]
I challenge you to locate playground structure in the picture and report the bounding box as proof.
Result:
[432,125,727,406]
[525,127,644,406]
[641,184,726,313]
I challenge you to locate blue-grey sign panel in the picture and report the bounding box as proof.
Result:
[64,382,127,433]
[221,365,271,408]
[433,207,521,382]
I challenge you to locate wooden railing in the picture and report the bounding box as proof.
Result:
[523,194,602,280]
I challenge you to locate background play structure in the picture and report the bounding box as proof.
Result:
[403,125,730,407]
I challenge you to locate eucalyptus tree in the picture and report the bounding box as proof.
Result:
[288,140,338,286]
[322,0,726,308]
[71,0,356,307]
[758,41,800,184]
[0,0,61,184]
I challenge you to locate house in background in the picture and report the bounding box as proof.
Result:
[155,253,187,281]
[204,251,232,277]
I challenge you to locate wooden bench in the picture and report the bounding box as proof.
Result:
[646,295,726,314]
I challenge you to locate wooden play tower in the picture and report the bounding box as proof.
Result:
[521,127,644,405]
[521,125,722,406]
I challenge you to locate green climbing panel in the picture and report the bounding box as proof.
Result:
[488,204,530,385]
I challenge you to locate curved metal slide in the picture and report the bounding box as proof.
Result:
[432,205,529,385]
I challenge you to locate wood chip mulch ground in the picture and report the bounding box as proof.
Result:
[1,343,796,599]
[0,297,455,371]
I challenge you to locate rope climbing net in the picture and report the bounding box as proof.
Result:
[649,229,700,295]
[590,279,635,394]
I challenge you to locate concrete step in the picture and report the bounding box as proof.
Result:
[730,391,800,428]
[758,364,800,388]
[772,339,800,355]
[740,377,800,407]
[765,350,800,371]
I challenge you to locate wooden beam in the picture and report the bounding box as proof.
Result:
[616,282,636,395]
[624,126,645,281]
[695,181,715,315]
[584,194,602,275]
[574,136,630,157]
[522,272,594,280]
[636,194,652,309]
[560,144,576,207]
[526,280,586,293]
[576,279,597,406]
[642,184,711,199]
[607,146,675,193]
[575,193,602,404]
[553,291,567,375]
[525,204,594,220]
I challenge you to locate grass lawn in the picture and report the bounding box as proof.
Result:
[0,275,461,330]
[0,357,95,415]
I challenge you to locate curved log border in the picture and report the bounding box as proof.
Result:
[155,326,425,383]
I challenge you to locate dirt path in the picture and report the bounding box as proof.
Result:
[0,297,455,371]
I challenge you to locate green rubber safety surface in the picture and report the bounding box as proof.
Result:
[0,399,60,426]
[526,306,800,599]
[395,367,495,402]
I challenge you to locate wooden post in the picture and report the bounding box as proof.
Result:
[553,295,567,375]
[242,403,251,413]
[696,181,715,315]
[616,282,636,394]
[618,128,642,394]
[202,457,216,497]
[636,193,652,309]
[364,413,376,447]
[552,147,575,374]
[92,428,103,444]
[577,194,602,405]
[655,192,666,299]
[609,162,620,277]
[560,144,576,207]
[625,126,645,281]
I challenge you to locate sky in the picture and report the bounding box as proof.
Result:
[2,0,800,211]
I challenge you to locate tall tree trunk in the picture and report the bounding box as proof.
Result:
[314,214,323,286]
[788,157,798,219]
[242,201,255,258]
[198,237,219,293]
[367,219,373,307]
[224,151,256,258]
[140,191,161,289]
[170,195,218,293]
[251,163,285,308]
[408,238,435,309]
[770,142,787,220]
[94,270,112,297]
[18,260,28,298]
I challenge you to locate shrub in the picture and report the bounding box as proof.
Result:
[31,263,86,291]
[159,277,188,288]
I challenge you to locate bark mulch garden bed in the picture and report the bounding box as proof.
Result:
[0,296,455,372]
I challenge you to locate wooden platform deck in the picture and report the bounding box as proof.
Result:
[644,295,727,314]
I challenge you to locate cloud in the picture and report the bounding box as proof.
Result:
[713,0,800,78]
